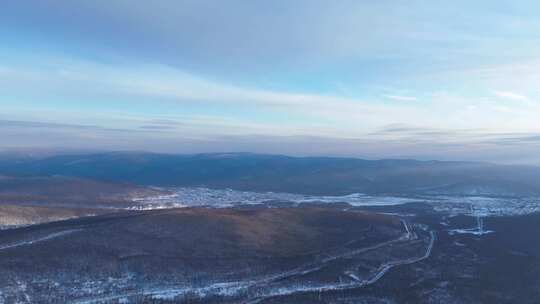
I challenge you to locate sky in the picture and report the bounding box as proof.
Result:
[2,1,540,163]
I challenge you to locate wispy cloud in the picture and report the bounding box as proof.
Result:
[494,91,529,101]
[383,94,417,101]
[0,57,435,134]
[0,119,97,130]
[3,56,540,141]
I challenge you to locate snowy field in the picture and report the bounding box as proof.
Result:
[132,187,422,209]
[132,187,540,218]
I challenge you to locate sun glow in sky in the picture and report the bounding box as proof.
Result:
[2,1,540,163]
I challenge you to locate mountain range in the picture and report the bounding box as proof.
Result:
[1,152,539,197]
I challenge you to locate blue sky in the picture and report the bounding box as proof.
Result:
[2,1,540,163]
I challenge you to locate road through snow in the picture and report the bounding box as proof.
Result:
[72,219,435,304]
[245,223,436,303]
[0,229,82,251]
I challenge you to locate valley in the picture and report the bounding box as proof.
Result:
[1,153,540,303]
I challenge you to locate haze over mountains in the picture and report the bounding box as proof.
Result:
[1,152,540,197]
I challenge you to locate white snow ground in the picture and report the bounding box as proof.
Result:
[132,187,423,209]
[132,187,540,218]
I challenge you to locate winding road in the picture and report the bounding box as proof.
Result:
[72,219,436,304]
[0,229,82,251]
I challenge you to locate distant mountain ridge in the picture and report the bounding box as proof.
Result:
[1,152,539,196]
